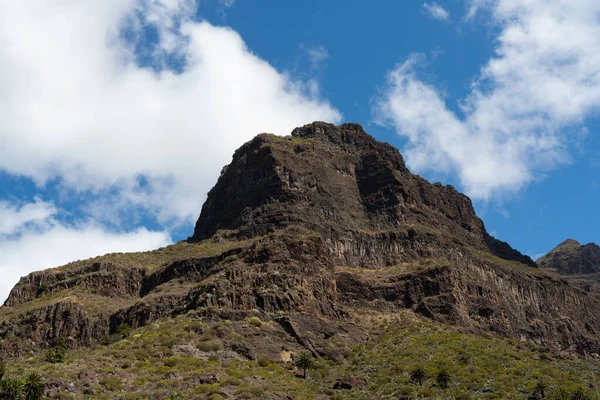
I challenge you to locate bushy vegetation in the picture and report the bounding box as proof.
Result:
[247,316,263,328]
[3,311,600,399]
[0,361,43,400]
[43,338,68,365]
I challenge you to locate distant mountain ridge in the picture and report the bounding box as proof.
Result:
[537,239,600,275]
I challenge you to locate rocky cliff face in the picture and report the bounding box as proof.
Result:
[193,122,535,267]
[2,122,599,358]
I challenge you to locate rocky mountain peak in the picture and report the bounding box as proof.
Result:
[191,122,534,267]
[290,122,396,155]
[558,238,581,248]
[538,239,600,275]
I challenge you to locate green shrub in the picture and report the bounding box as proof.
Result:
[44,346,66,364]
[197,341,222,352]
[257,357,271,367]
[134,350,149,361]
[234,386,265,399]
[100,334,122,346]
[99,376,123,391]
[551,387,570,400]
[221,376,242,386]
[247,317,263,328]
[164,357,178,367]
[455,393,472,400]
[194,384,221,395]
[458,352,471,365]
[53,392,75,400]
[116,323,133,336]
[227,332,245,342]
[0,378,24,399]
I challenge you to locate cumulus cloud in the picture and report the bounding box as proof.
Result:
[376,0,600,199]
[0,199,170,303]
[422,2,450,21]
[0,199,56,236]
[0,0,341,225]
[0,0,340,299]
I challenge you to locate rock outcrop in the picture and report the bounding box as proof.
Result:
[538,239,600,275]
[537,239,600,300]
[2,122,599,358]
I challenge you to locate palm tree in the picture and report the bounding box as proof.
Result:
[0,360,6,381]
[0,378,24,400]
[23,373,43,400]
[295,352,313,379]
[532,380,547,399]
[571,387,590,400]
[436,369,450,389]
[552,387,570,400]
[409,366,426,386]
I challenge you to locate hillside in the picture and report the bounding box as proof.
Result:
[2,122,600,399]
[4,310,600,399]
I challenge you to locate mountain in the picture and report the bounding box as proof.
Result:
[1,122,600,398]
[537,239,600,275]
[537,239,600,299]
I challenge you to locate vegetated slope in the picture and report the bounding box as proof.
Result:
[4,310,599,400]
[1,122,600,398]
[537,238,600,299]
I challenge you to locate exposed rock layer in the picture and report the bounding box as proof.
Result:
[2,122,599,357]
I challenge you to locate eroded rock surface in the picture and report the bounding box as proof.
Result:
[2,122,599,357]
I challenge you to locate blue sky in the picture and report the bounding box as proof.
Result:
[0,0,599,300]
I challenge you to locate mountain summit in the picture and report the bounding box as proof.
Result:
[193,122,535,267]
[2,122,600,363]
[537,239,600,275]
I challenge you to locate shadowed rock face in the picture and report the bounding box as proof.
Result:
[4,122,600,358]
[192,122,535,267]
[538,239,600,275]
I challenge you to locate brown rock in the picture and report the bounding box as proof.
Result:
[333,375,366,390]
[195,373,218,384]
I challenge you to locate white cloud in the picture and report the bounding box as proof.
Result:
[306,45,329,70]
[137,0,198,57]
[0,0,339,299]
[423,2,450,21]
[376,0,600,200]
[0,199,171,303]
[0,1,341,225]
[0,198,56,236]
[218,0,236,8]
